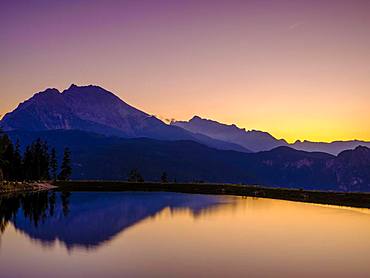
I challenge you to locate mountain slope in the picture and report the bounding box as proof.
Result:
[0,85,249,153]
[330,146,370,191]
[9,130,370,191]
[172,116,288,152]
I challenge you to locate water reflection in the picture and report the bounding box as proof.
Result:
[0,191,231,250]
[1,192,370,277]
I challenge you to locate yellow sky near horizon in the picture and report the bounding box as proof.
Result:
[1,1,369,143]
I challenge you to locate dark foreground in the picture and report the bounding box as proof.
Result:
[55,181,370,209]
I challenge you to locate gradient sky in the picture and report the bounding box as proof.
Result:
[1,0,369,143]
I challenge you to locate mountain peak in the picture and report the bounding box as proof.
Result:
[36,88,60,97]
[190,115,202,121]
[63,84,107,94]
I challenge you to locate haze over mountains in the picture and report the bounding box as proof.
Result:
[1,84,370,191]
[172,116,370,155]
[172,116,288,152]
[1,84,369,154]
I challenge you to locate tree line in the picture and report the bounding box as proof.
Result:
[0,130,72,182]
[127,169,169,183]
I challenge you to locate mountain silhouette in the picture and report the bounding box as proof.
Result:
[172,116,288,152]
[0,85,249,153]
[172,116,370,154]
[291,140,370,155]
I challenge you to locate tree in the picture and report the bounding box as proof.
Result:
[58,148,72,180]
[12,140,23,181]
[128,169,144,182]
[161,172,168,183]
[0,133,14,181]
[23,139,50,181]
[50,148,58,181]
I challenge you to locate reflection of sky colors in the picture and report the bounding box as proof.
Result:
[1,194,370,277]
[1,0,369,142]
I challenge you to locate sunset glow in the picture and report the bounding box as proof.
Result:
[1,0,369,142]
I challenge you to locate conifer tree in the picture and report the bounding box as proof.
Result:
[23,139,50,181]
[50,148,58,181]
[128,169,144,182]
[1,133,14,180]
[12,140,23,181]
[58,148,72,181]
[161,172,168,183]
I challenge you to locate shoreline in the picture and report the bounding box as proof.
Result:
[0,181,56,195]
[55,180,370,209]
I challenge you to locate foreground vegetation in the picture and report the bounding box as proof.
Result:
[55,180,370,209]
[0,129,72,193]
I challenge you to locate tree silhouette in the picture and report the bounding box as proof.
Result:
[161,172,168,183]
[22,139,50,181]
[128,169,144,182]
[58,148,72,181]
[50,148,58,181]
[61,191,71,216]
[0,129,62,182]
[12,140,23,180]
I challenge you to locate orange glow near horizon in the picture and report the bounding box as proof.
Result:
[1,1,369,143]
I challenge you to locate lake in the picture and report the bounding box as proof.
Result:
[1,191,370,277]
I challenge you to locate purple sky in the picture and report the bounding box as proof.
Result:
[1,0,370,142]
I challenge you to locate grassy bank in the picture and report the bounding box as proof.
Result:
[55,180,370,209]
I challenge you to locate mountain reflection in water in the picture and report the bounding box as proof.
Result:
[0,191,232,250]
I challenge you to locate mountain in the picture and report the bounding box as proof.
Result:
[8,129,370,191]
[172,116,370,154]
[291,140,370,155]
[330,146,370,192]
[0,85,249,153]
[172,116,288,152]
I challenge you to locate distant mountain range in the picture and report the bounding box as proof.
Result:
[172,116,370,155]
[1,84,369,155]
[1,84,370,191]
[172,116,288,152]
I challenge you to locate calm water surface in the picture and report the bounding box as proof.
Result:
[1,191,370,277]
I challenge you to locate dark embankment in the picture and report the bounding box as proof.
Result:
[0,181,53,195]
[55,181,370,209]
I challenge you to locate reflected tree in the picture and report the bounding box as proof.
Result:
[0,191,72,236]
[61,191,71,216]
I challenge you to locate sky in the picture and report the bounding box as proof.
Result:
[1,0,369,143]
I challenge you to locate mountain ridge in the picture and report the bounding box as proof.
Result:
[172,115,370,155]
[172,116,288,152]
[0,85,250,153]
[2,84,369,155]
